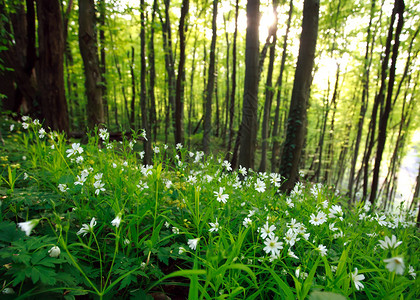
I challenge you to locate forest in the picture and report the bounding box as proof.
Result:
[0,0,419,299]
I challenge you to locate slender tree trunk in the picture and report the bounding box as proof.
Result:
[188,31,198,149]
[221,12,231,146]
[369,0,404,205]
[37,0,69,134]
[174,0,189,145]
[112,85,119,127]
[140,0,151,163]
[215,59,220,137]
[159,0,176,140]
[78,0,104,130]
[203,0,218,154]
[279,0,319,192]
[324,67,340,183]
[259,0,278,172]
[271,0,293,172]
[148,0,158,141]
[98,0,108,127]
[348,1,376,202]
[2,1,37,115]
[238,0,260,170]
[129,47,136,128]
[226,0,239,160]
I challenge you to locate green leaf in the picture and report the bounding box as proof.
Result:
[264,266,295,300]
[119,273,137,290]
[0,221,22,243]
[302,257,320,299]
[130,288,153,300]
[309,291,348,300]
[157,246,170,265]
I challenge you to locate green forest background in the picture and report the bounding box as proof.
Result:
[1,0,419,211]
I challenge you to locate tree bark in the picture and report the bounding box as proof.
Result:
[159,0,176,140]
[226,0,239,160]
[259,0,278,172]
[98,0,108,127]
[369,0,404,205]
[148,0,158,141]
[36,0,69,134]
[140,0,152,164]
[129,47,136,128]
[78,0,104,130]
[203,0,218,154]
[238,0,260,170]
[347,0,376,202]
[271,0,293,173]
[174,0,189,145]
[279,0,319,192]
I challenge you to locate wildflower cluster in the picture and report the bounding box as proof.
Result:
[1,121,418,299]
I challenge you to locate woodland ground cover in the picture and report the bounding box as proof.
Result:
[0,115,419,299]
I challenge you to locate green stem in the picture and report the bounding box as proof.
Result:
[92,232,104,291]
[59,237,100,295]
[104,230,120,290]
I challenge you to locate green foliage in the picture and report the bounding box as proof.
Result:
[0,116,419,299]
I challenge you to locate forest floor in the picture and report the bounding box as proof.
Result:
[0,115,419,299]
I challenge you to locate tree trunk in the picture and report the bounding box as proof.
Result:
[324,67,340,184]
[279,0,319,192]
[159,0,176,140]
[174,0,189,145]
[226,0,239,160]
[36,0,69,134]
[221,12,231,146]
[98,0,108,127]
[369,0,404,205]
[238,0,260,170]
[271,0,293,173]
[259,0,278,172]
[203,0,218,154]
[129,47,136,128]
[2,1,37,115]
[347,0,376,202]
[188,31,198,149]
[140,0,152,164]
[148,0,158,141]
[78,0,104,130]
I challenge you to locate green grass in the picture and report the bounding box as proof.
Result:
[0,115,419,299]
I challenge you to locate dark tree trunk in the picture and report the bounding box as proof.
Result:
[259,0,278,172]
[63,0,83,130]
[159,0,176,140]
[188,32,198,149]
[271,0,293,172]
[369,0,404,205]
[203,0,218,154]
[238,0,260,170]
[279,0,319,192]
[129,47,136,128]
[215,61,220,137]
[221,12,231,146]
[148,0,158,141]
[78,0,104,130]
[1,1,37,114]
[226,0,239,160]
[347,0,376,202]
[324,67,340,183]
[174,0,189,145]
[98,0,108,127]
[140,0,152,164]
[36,0,69,134]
